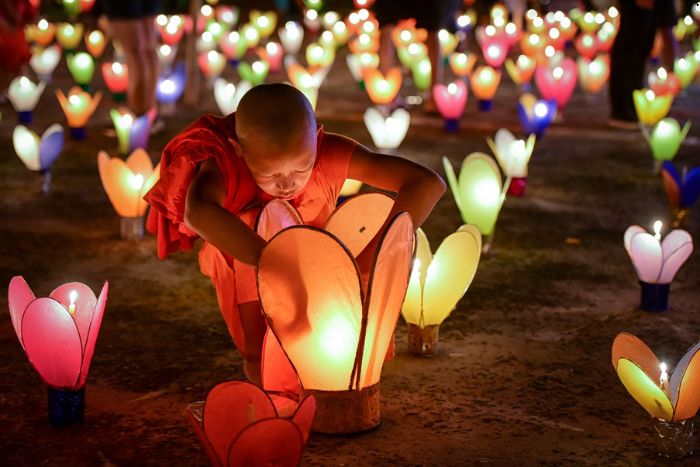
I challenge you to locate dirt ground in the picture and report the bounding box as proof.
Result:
[1,29,700,466]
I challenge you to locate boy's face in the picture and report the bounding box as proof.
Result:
[238,128,317,200]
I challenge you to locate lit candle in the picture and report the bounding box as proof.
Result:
[68,290,77,314]
[653,220,662,241]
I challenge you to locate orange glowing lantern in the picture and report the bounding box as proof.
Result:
[85,30,106,58]
[391,19,427,49]
[26,19,56,47]
[257,193,414,434]
[577,55,609,94]
[471,65,501,110]
[257,41,283,73]
[55,87,101,140]
[505,54,536,87]
[575,32,600,60]
[363,67,402,105]
[348,32,379,54]
[448,52,477,78]
[198,50,226,81]
[97,149,160,239]
[520,32,546,59]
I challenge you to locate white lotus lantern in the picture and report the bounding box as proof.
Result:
[486,129,536,197]
[213,78,252,116]
[8,76,46,124]
[363,107,410,150]
[12,124,64,193]
[30,45,62,83]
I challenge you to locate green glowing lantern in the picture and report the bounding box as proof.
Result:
[56,23,84,52]
[62,0,81,19]
[304,0,323,11]
[250,10,277,38]
[673,53,698,89]
[633,89,672,127]
[644,118,691,162]
[306,42,334,68]
[411,57,432,92]
[442,153,509,251]
[397,42,427,69]
[67,52,95,89]
[238,60,269,86]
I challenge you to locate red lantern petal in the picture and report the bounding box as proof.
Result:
[228,418,303,467]
[291,395,316,445]
[8,276,36,346]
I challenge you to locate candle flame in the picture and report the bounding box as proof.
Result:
[653,220,662,240]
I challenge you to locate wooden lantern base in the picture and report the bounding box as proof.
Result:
[303,383,380,434]
[407,323,439,357]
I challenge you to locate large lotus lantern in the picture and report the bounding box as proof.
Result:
[633,89,672,127]
[535,57,577,113]
[214,78,251,116]
[517,93,557,138]
[12,124,64,194]
[471,65,501,111]
[643,118,691,164]
[575,32,600,59]
[30,45,61,83]
[443,153,509,252]
[102,62,128,101]
[8,76,45,124]
[185,381,316,466]
[477,25,509,68]
[363,107,410,150]
[662,162,700,229]
[433,81,467,132]
[26,19,56,47]
[238,60,269,86]
[624,224,693,312]
[505,55,536,88]
[250,10,277,38]
[156,63,186,113]
[56,87,101,140]
[673,53,698,90]
[257,194,414,434]
[486,129,536,197]
[279,21,303,55]
[56,23,83,52]
[109,108,153,156]
[364,68,402,105]
[648,67,681,97]
[257,41,283,73]
[8,276,109,426]
[219,31,247,65]
[67,52,95,90]
[98,149,160,239]
[577,55,609,94]
[402,226,481,356]
[448,52,477,78]
[612,333,700,458]
[85,30,106,58]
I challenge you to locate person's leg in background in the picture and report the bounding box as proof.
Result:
[109,19,150,114]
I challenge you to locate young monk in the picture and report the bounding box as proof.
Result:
[145,83,445,385]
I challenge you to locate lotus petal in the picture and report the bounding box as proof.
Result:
[658,229,693,283]
[228,418,303,467]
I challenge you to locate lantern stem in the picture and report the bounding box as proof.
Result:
[120,216,145,240]
[40,169,52,195]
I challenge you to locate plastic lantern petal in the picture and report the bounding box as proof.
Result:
[420,225,481,326]
[363,68,402,105]
[517,93,557,137]
[645,118,691,162]
[669,342,700,421]
[56,87,102,128]
[633,89,672,127]
[227,418,303,467]
[97,150,160,218]
[658,230,693,284]
[37,124,65,171]
[487,129,536,178]
[535,57,577,109]
[624,226,663,283]
[442,153,506,236]
[67,52,95,86]
[8,76,45,112]
[30,45,61,80]
[661,162,700,209]
[433,81,468,120]
[363,107,410,150]
[278,21,303,54]
[214,78,252,116]
[8,276,36,348]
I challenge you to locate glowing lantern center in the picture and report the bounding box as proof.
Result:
[128,173,145,191]
[318,313,356,362]
[552,67,564,80]
[68,290,77,314]
[473,179,500,206]
[534,102,549,118]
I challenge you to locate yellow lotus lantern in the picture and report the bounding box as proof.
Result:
[250,10,277,38]
[240,23,261,49]
[443,153,509,252]
[363,68,402,105]
[438,29,458,56]
[305,42,334,68]
[55,87,102,140]
[448,52,477,78]
[97,149,160,239]
[505,54,536,87]
[612,333,700,458]
[56,23,84,51]
[26,19,56,47]
[633,89,672,127]
[257,193,413,434]
[577,55,609,94]
[486,129,536,197]
[471,65,501,111]
[85,30,106,58]
[402,226,481,356]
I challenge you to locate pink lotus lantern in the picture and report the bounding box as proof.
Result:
[476,25,509,68]
[577,55,609,94]
[157,15,185,46]
[102,62,128,101]
[575,32,600,59]
[649,67,681,97]
[433,80,468,132]
[8,276,109,426]
[624,224,693,312]
[186,381,316,466]
[535,57,577,114]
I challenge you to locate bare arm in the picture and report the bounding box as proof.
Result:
[184,159,267,266]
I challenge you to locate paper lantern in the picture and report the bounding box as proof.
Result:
[577,55,609,94]
[396,41,427,69]
[346,52,379,86]
[8,276,109,426]
[597,21,617,53]
[26,19,56,47]
[214,78,252,115]
[535,57,577,111]
[13,124,64,176]
[30,45,61,83]
[219,31,247,64]
[456,10,476,32]
[8,76,45,123]
[257,194,413,433]
[391,19,427,48]
[257,41,283,72]
[67,52,95,89]
[633,89,672,127]
[520,32,545,59]
[433,81,467,132]
[101,62,128,101]
[401,226,481,356]
[85,30,106,58]
[204,21,225,43]
[477,26,509,68]
[471,65,501,111]
[448,52,477,78]
[98,149,160,239]
[185,381,315,467]
[363,107,410,150]
[518,93,557,138]
[363,68,402,105]
[486,129,536,196]
[250,10,277,38]
[574,32,600,59]
[238,60,269,86]
[156,63,186,113]
[648,67,681,97]
[348,32,379,55]
[624,224,693,311]
[443,153,508,250]
[279,21,303,55]
[411,57,432,92]
[612,333,700,431]
[56,23,84,51]
[331,20,350,46]
[644,118,691,162]
[674,54,698,90]
[55,87,101,140]
[662,162,700,229]
[285,60,327,92]
[62,0,81,19]
[109,108,152,155]
[505,55,536,87]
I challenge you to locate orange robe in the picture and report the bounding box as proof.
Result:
[144,113,357,355]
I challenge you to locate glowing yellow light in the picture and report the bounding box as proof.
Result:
[68,290,77,314]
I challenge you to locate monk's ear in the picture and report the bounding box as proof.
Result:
[228,137,243,157]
